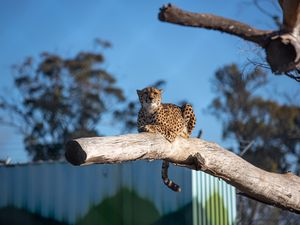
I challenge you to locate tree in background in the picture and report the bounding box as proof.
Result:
[0,40,126,161]
[209,64,300,224]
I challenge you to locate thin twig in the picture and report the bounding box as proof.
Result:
[240,140,254,157]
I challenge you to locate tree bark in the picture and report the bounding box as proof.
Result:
[65,133,300,214]
[158,4,274,46]
[158,3,300,77]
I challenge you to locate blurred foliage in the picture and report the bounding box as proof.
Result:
[0,41,128,161]
[209,64,300,224]
[0,39,168,161]
[209,64,300,173]
[237,196,300,225]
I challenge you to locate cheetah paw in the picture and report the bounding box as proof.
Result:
[144,125,156,132]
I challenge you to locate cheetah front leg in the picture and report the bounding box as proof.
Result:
[144,124,177,142]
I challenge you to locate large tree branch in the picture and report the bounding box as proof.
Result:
[158,3,300,78]
[65,133,300,214]
[159,4,274,46]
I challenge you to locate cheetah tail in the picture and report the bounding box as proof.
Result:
[161,160,181,192]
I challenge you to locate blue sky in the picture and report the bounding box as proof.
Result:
[0,0,298,162]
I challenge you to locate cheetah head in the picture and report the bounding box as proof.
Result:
[137,87,162,112]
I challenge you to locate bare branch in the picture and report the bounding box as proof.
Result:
[158,4,274,46]
[65,133,300,214]
[158,3,300,76]
[239,140,254,157]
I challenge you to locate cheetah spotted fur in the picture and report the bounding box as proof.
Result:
[137,87,196,192]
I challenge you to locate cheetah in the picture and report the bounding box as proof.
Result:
[137,86,196,192]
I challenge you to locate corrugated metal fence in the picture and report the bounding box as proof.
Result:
[192,171,236,225]
[0,161,236,225]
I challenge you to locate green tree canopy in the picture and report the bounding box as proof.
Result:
[210,64,300,173]
[0,42,126,161]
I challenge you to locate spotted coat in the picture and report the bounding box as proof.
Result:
[136,86,196,192]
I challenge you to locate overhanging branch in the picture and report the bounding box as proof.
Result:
[65,133,300,214]
[158,3,300,77]
[158,4,274,46]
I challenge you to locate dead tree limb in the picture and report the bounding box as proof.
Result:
[65,133,300,214]
[158,3,300,77]
[158,4,274,46]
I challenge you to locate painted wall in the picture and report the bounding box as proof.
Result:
[0,161,236,225]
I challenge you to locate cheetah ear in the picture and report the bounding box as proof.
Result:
[136,89,142,95]
[159,89,163,93]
